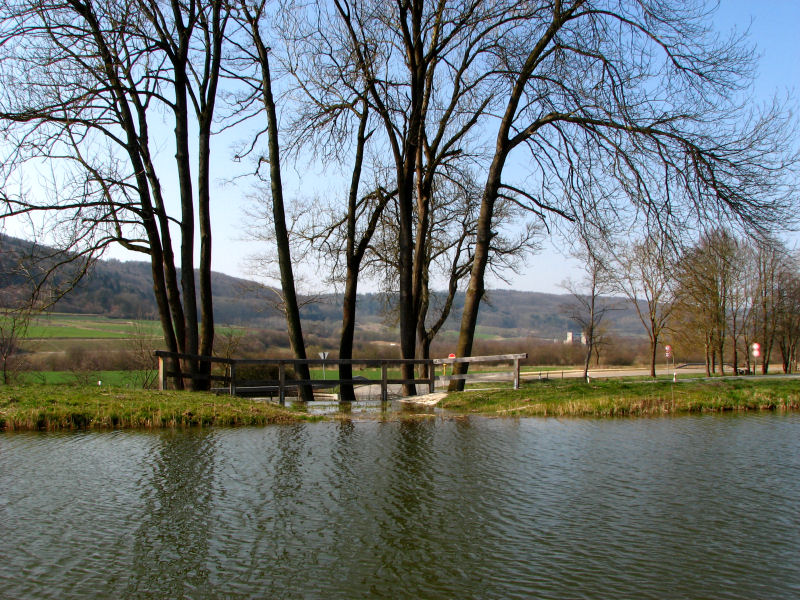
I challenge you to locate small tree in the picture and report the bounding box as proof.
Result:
[609,234,676,377]
[0,292,35,384]
[561,247,614,381]
[0,235,88,383]
[774,260,800,373]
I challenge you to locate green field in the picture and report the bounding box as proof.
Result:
[17,370,154,386]
[22,313,162,339]
[20,313,245,340]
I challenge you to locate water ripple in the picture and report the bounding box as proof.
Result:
[1,413,799,598]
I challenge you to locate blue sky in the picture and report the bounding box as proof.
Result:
[10,2,796,296]
[494,0,800,294]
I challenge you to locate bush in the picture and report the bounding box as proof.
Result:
[235,363,298,383]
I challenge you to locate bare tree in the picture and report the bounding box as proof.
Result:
[561,246,614,380]
[775,263,800,374]
[608,234,675,377]
[0,289,35,384]
[0,0,230,389]
[674,230,740,375]
[331,0,534,394]
[751,240,785,374]
[454,0,798,387]
[0,233,89,383]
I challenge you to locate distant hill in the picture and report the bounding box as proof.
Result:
[0,234,647,339]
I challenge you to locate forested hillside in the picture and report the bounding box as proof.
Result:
[1,235,645,339]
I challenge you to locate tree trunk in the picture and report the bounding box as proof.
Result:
[338,269,358,402]
[338,102,371,402]
[173,60,200,388]
[398,183,417,396]
[452,159,504,390]
[649,337,657,378]
[257,42,312,401]
[583,342,593,380]
[197,127,214,390]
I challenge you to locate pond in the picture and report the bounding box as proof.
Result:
[1,413,799,599]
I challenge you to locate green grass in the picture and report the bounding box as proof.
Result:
[0,384,316,431]
[439,377,800,417]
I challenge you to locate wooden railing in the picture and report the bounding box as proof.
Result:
[154,351,528,402]
[433,354,526,389]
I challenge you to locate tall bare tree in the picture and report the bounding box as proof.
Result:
[774,262,800,374]
[561,246,614,380]
[331,0,532,394]
[227,0,315,400]
[674,230,740,375]
[453,0,798,388]
[0,0,229,389]
[609,234,675,377]
[751,240,785,374]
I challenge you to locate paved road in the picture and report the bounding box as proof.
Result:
[522,366,708,381]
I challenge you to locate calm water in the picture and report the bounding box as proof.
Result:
[1,413,799,599]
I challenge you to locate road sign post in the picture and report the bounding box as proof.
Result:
[751,343,760,375]
[319,351,329,379]
[665,344,675,382]
[446,353,455,376]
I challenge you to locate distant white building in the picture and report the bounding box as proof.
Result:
[565,331,587,345]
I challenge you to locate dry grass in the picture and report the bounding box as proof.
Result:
[0,384,316,431]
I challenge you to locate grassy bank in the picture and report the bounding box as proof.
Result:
[0,385,315,431]
[3,376,799,431]
[439,377,800,417]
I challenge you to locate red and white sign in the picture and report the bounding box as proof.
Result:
[752,343,761,358]
[665,344,672,359]
[448,353,456,359]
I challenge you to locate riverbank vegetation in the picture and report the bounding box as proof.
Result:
[2,376,798,432]
[440,378,800,417]
[0,385,315,431]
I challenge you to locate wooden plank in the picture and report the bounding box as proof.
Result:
[432,353,527,365]
[154,350,236,365]
[156,350,526,395]
[437,371,515,382]
[158,355,166,391]
[384,378,433,385]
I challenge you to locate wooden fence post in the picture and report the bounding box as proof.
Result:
[158,354,166,391]
[514,357,520,390]
[279,361,286,405]
[229,361,236,396]
[381,362,388,402]
[428,360,435,393]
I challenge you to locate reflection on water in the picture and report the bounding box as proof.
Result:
[1,413,800,599]
[127,430,216,598]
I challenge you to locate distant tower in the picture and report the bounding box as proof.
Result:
[581,333,587,345]
[565,331,574,344]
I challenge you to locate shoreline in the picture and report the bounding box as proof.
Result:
[1,377,799,431]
